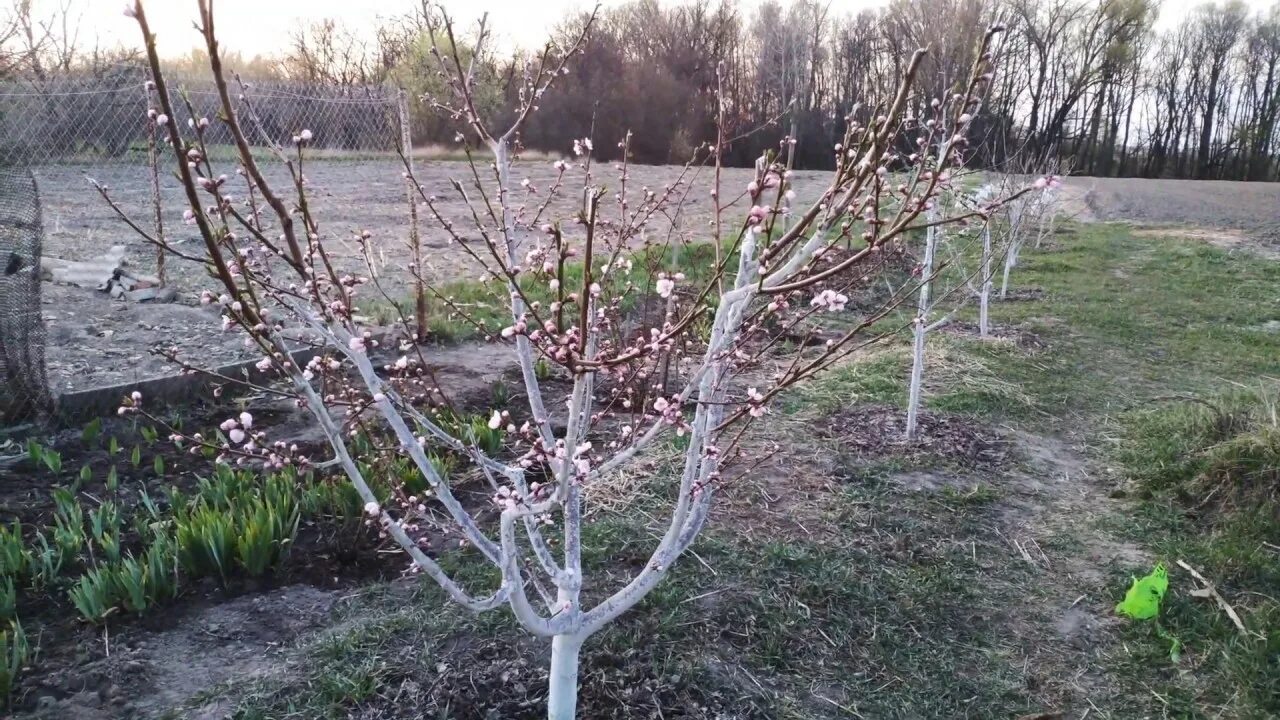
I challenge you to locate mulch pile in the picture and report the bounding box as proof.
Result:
[943,320,1048,351]
[992,286,1046,302]
[816,403,1008,468]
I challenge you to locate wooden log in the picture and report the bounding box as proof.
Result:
[40,246,168,300]
[40,245,128,288]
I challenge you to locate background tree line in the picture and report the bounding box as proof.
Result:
[3,0,1279,180]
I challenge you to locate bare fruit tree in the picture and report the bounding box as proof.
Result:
[998,180,1061,298]
[114,2,1030,717]
[904,207,939,441]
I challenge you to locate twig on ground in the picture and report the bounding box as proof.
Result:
[1175,558,1251,637]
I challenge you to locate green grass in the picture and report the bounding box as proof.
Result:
[1106,389,1280,717]
[187,221,1280,719]
[221,462,1038,719]
[948,223,1280,718]
[782,345,907,414]
[777,221,1280,718]
[364,238,738,342]
[966,225,1280,411]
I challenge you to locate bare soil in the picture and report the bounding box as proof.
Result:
[32,164,1275,395]
[39,284,236,394]
[35,161,835,298]
[816,403,1010,469]
[27,584,341,720]
[943,319,1048,351]
[3,342,525,719]
[32,161,833,394]
[1063,175,1280,252]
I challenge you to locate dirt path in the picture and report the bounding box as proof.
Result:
[991,428,1149,715]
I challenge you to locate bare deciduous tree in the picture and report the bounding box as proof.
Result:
[6,0,1280,178]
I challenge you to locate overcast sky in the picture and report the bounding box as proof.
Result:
[34,0,1280,60]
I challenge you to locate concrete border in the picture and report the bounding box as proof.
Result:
[50,346,320,426]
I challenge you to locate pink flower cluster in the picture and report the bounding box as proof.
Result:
[219,411,254,445]
[809,289,849,312]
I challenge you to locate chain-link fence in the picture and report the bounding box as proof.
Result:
[0,167,52,425]
[0,68,418,420]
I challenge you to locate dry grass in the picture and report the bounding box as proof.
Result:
[922,337,1037,409]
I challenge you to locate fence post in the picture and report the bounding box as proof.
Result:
[397,88,427,341]
[143,78,166,287]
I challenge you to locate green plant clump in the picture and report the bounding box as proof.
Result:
[174,468,301,585]
[0,621,29,709]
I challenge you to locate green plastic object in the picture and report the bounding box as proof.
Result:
[1115,563,1169,620]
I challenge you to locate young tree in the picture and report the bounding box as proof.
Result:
[999,183,1058,299]
[904,208,938,441]
[978,218,994,336]
[115,2,1030,717]
[903,180,1015,437]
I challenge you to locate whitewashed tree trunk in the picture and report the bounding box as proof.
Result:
[979,223,992,337]
[1034,187,1058,248]
[547,634,584,719]
[905,213,938,441]
[1000,200,1025,299]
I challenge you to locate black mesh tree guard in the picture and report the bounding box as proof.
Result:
[0,166,53,424]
